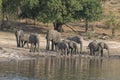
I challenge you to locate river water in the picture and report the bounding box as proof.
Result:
[0,56,120,80]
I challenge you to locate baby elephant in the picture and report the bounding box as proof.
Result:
[88,40,109,57]
[29,33,40,52]
[98,42,110,57]
[88,40,98,56]
[67,35,83,54]
[63,39,79,55]
[68,40,79,55]
[57,40,69,56]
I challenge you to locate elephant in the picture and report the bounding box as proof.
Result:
[88,40,98,56]
[15,29,24,47]
[88,40,109,57]
[98,42,110,57]
[68,41,79,55]
[63,39,79,55]
[57,40,69,55]
[21,33,30,48]
[67,35,83,54]
[29,33,40,52]
[15,29,29,48]
[46,30,61,51]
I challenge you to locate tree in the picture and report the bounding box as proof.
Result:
[79,0,103,32]
[105,11,120,37]
[37,0,83,32]
[19,0,40,25]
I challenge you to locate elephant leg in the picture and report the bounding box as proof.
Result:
[30,43,32,52]
[55,44,58,52]
[71,48,73,56]
[101,50,103,57]
[51,41,54,51]
[65,49,67,56]
[90,48,93,56]
[46,40,50,50]
[18,38,20,47]
[80,42,82,54]
[37,42,40,53]
[27,42,29,48]
[16,36,19,47]
[22,41,24,47]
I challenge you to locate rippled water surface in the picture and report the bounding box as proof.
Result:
[0,57,120,80]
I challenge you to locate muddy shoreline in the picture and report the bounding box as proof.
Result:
[0,31,120,61]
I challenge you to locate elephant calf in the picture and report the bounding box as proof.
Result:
[98,42,110,57]
[88,40,109,57]
[63,39,79,55]
[68,40,79,55]
[29,33,40,52]
[67,35,83,54]
[88,40,98,56]
[57,40,69,55]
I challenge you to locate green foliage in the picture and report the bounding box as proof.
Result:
[81,0,103,22]
[2,0,21,14]
[37,0,83,23]
[0,0,103,29]
[105,11,119,29]
[0,0,2,11]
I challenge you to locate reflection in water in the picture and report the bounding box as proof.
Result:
[0,57,120,80]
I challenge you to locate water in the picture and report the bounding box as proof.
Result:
[0,57,120,80]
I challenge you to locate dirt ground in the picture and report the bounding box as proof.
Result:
[0,30,120,61]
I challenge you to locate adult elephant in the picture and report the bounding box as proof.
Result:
[88,40,110,57]
[15,29,24,47]
[46,30,61,51]
[15,29,29,48]
[67,35,83,54]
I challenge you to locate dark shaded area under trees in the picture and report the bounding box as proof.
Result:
[0,0,103,32]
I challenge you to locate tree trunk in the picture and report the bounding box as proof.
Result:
[112,28,115,37]
[85,21,89,32]
[54,22,64,32]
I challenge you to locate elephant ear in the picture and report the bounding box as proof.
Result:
[99,42,104,48]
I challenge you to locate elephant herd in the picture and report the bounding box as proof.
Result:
[15,29,109,57]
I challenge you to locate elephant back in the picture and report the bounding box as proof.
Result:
[88,40,98,51]
[98,42,108,49]
[29,33,39,43]
[46,30,61,43]
[16,29,24,39]
[67,35,83,44]
[58,40,68,49]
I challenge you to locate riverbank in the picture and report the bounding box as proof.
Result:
[0,31,120,61]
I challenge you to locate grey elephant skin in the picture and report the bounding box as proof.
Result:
[88,40,98,56]
[63,40,79,55]
[57,40,69,55]
[46,30,61,51]
[15,29,29,48]
[67,36,83,54]
[98,42,109,57]
[15,29,24,47]
[88,40,109,57]
[29,33,40,52]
